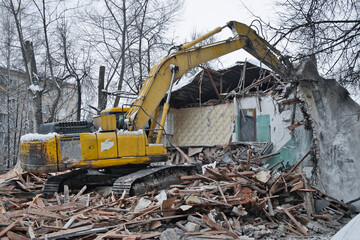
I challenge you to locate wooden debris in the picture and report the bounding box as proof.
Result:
[282,206,309,236]
[0,221,18,237]
[7,231,29,240]
[0,144,351,239]
[288,150,311,174]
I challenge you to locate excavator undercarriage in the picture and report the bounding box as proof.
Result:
[43,165,196,197]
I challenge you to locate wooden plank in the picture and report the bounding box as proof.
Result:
[174,146,193,164]
[41,225,67,231]
[63,216,76,229]
[217,185,227,203]
[54,192,61,205]
[185,231,228,236]
[282,207,309,236]
[27,208,64,220]
[105,233,161,239]
[287,121,303,131]
[246,149,251,171]
[220,212,233,233]
[27,226,35,240]
[39,225,94,239]
[199,214,238,239]
[64,185,70,203]
[302,174,315,218]
[90,210,117,216]
[72,186,87,203]
[175,222,188,232]
[288,150,311,174]
[198,197,232,207]
[238,75,272,95]
[181,172,254,181]
[16,174,27,188]
[280,98,301,106]
[251,151,280,161]
[4,210,25,219]
[284,225,303,237]
[15,182,29,192]
[43,202,77,212]
[0,221,18,237]
[204,168,223,180]
[6,231,30,240]
[290,85,298,132]
[188,147,203,157]
[266,194,275,216]
[70,220,92,229]
[290,181,304,192]
[268,160,284,170]
[126,214,191,227]
[205,69,222,100]
[312,214,332,219]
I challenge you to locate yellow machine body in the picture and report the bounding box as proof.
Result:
[20,108,167,174]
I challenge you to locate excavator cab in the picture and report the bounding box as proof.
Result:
[93,107,130,131]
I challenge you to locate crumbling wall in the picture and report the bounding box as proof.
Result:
[169,95,312,168]
[299,78,360,211]
[236,95,312,168]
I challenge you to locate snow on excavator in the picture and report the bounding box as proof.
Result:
[19,21,294,196]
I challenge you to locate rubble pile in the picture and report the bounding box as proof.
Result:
[0,146,352,239]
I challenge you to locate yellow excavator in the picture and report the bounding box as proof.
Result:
[19,21,293,196]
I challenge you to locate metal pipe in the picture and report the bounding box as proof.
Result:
[156,65,178,144]
[180,26,226,50]
[234,97,241,142]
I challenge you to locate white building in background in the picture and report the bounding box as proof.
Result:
[0,67,78,169]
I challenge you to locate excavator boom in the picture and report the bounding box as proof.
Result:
[127,21,292,130]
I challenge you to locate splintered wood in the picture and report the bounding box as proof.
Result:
[0,145,351,239]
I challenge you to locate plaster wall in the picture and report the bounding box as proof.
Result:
[299,79,360,211]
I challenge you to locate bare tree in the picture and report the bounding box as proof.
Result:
[273,0,360,87]
[81,0,183,109]
[129,0,183,92]
[2,0,45,132]
[0,6,32,168]
[58,20,91,121]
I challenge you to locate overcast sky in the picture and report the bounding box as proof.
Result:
[171,0,278,67]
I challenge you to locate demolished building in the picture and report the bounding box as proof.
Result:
[162,59,360,212]
[0,59,358,239]
[162,61,311,167]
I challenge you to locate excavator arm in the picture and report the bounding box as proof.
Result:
[126,21,293,131]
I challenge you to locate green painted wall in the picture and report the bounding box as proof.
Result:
[266,138,298,168]
[256,114,271,142]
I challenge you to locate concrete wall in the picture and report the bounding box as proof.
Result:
[299,78,360,211]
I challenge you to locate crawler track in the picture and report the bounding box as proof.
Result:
[43,165,196,197]
[113,165,196,196]
[43,169,88,197]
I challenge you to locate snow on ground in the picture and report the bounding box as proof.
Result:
[331,214,360,240]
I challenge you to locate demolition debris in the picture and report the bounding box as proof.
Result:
[0,144,352,239]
